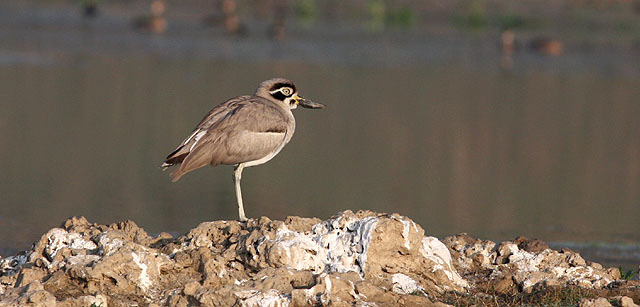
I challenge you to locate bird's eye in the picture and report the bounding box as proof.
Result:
[280,87,292,96]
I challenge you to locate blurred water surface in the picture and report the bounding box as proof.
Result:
[1,1,639,269]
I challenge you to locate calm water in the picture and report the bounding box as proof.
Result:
[1,2,639,269]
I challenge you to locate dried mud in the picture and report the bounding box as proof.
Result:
[0,211,637,306]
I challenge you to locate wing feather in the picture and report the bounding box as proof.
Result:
[162,96,292,181]
[170,139,216,182]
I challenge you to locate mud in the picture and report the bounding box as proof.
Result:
[0,211,637,306]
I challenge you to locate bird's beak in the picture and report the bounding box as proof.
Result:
[295,94,325,109]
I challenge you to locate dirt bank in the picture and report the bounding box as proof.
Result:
[0,210,637,306]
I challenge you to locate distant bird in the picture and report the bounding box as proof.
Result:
[267,3,288,41]
[529,37,564,56]
[161,78,325,221]
[501,30,518,55]
[132,0,167,34]
[500,30,519,69]
[81,0,99,18]
[202,0,247,36]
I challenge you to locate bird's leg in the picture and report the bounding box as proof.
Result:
[233,164,248,222]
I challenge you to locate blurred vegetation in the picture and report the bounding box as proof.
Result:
[619,267,637,281]
[294,0,317,26]
[497,14,541,30]
[385,6,416,28]
[366,0,416,31]
[47,0,640,39]
[453,0,488,30]
[367,0,386,31]
[451,0,544,31]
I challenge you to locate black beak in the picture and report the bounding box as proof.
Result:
[298,97,326,109]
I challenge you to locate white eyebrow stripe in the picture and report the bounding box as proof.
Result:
[269,87,293,95]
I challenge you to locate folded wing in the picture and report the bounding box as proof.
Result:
[162,97,290,182]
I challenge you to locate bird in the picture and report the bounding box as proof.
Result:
[161,78,325,222]
[202,0,248,36]
[529,37,563,56]
[132,0,167,34]
[80,0,99,18]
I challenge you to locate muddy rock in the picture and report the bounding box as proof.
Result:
[0,211,461,306]
[580,297,614,307]
[0,210,632,306]
[443,234,620,292]
[612,296,639,307]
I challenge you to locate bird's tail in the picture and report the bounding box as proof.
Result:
[159,161,186,182]
[161,145,189,170]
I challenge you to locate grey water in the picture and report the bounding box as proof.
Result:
[1,1,639,270]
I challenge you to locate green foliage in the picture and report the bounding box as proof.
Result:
[367,1,416,30]
[498,14,526,30]
[90,303,103,307]
[454,10,541,31]
[294,0,317,25]
[614,21,633,32]
[451,0,547,31]
[385,7,416,28]
[367,0,386,31]
[409,288,428,297]
[454,0,488,30]
[619,266,637,280]
[499,14,541,30]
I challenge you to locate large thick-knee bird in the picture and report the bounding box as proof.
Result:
[161,78,325,221]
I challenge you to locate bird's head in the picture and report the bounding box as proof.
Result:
[256,78,325,110]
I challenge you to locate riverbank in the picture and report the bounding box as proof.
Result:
[0,210,637,306]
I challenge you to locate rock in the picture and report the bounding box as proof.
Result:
[443,234,619,292]
[492,274,516,294]
[612,296,639,307]
[514,236,549,253]
[0,210,635,306]
[580,297,613,307]
[15,268,47,288]
[27,290,56,305]
[0,211,464,306]
[442,234,496,273]
[182,280,201,296]
[0,280,56,307]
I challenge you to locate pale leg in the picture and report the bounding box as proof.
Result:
[233,164,247,222]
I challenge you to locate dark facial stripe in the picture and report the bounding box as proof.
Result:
[271,91,287,101]
[269,82,296,93]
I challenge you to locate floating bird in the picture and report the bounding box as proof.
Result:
[501,30,518,55]
[132,0,167,34]
[500,30,519,69]
[161,78,325,221]
[202,0,247,36]
[267,2,288,41]
[81,0,99,18]
[529,37,564,56]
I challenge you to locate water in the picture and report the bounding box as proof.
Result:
[1,1,639,270]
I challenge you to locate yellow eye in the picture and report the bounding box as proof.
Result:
[281,87,292,96]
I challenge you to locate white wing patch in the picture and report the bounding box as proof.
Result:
[182,129,201,145]
[189,130,207,151]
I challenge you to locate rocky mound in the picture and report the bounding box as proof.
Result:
[0,210,637,306]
